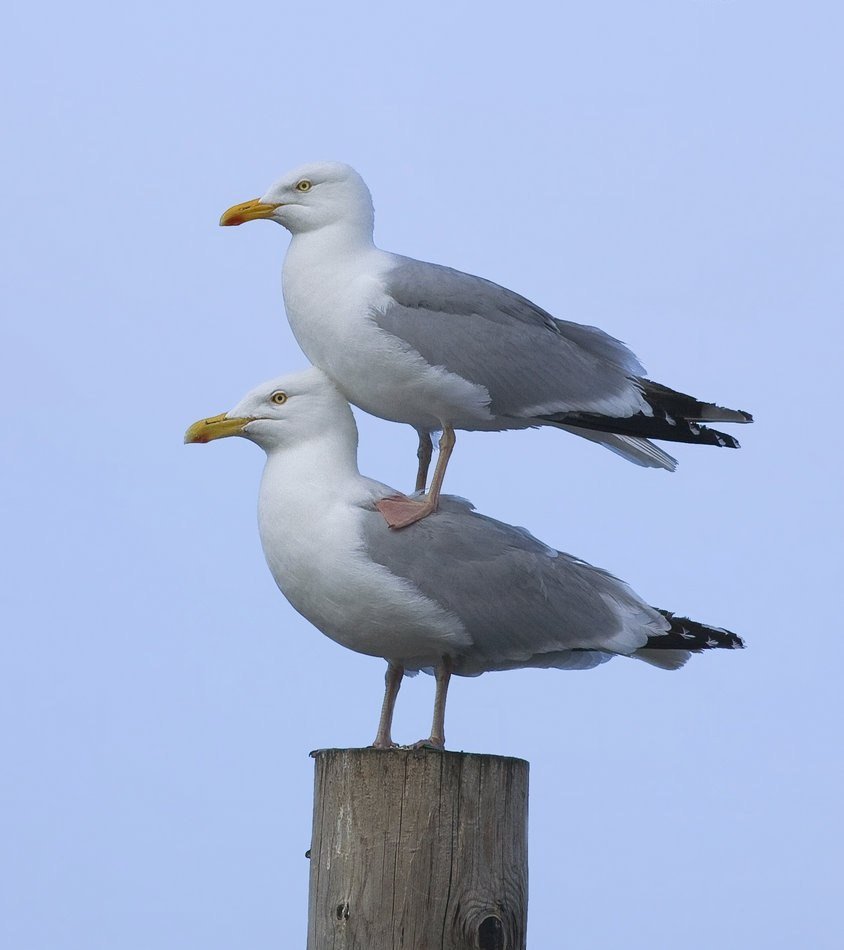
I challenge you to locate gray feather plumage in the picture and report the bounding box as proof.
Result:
[375,257,647,419]
[360,495,668,675]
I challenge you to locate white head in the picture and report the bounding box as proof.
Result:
[184,366,359,455]
[219,161,375,236]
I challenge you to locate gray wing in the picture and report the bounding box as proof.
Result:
[361,496,668,675]
[375,257,648,419]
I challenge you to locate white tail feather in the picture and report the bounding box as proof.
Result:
[557,425,678,471]
[633,649,691,670]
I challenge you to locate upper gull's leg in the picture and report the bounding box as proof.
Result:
[371,663,404,749]
[426,425,456,507]
[415,430,434,493]
[375,426,457,530]
[413,657,453,750]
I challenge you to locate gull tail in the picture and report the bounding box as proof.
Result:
[634,611,746,670]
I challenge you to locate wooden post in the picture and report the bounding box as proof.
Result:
[306,748,529,950]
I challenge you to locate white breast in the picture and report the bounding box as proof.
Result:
[282,240,493,431]
[257,458,471,667]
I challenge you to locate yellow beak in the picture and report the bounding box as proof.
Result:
[219,198,280,226]
[184,413,251,444]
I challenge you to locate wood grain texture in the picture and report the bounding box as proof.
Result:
[307,748,529,950]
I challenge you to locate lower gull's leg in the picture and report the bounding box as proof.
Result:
[375,426,456,530]
[415,431,434,493]
[414,657,453,750]
[371,663,404,749]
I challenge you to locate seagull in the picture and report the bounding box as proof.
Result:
[220,162,753,528]
[185,368,745,749]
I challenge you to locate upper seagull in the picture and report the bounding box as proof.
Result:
[185,367,744,749]
[220,162,752,528]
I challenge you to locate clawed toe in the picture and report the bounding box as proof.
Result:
[411,737,445,751]
[370,738,400,750]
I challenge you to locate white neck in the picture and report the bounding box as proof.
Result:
[258,428,362,520]
[287,217,376,263]
[255,425,392,628]
[281,219,385,350]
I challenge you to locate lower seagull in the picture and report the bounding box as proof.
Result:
[185,368,744,749]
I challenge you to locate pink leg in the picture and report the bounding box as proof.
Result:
[375,426,456,530]
[371,663,404,749]
[415,431,434,493]
[413,658,453,750]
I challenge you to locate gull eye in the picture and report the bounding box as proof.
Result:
[270,391,288,405]
[295,180,312,192]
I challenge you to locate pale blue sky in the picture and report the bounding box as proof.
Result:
[3,2,842,947]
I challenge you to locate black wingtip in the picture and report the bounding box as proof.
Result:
[706,427,742,449]
[650,610,746,652]
[542,413,747,449]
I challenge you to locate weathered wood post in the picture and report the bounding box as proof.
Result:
[306,748,529,950]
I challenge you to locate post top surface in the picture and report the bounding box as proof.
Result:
[310,747,529,768]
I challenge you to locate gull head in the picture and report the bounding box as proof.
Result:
[184,367,357,453]
[219,161,374,236]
